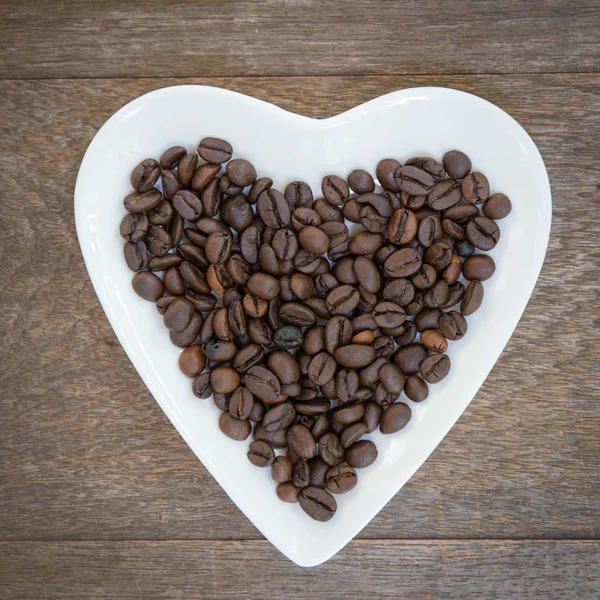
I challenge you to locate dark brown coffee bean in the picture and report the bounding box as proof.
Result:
[322,175,349,205]
[297,225,329,254]
[333,403,364,426]
[147,199,174,226]
[424,243,453,271]
[405,291,424,316]
[334,369,359,403]
[350,256,379,294]
[280,302,316,327]
[270,229,297,261]
[229,386,254,420]
[394,165,434,195]
[257,189,291,228]
[302,326,324,356]
[247,273,280,300]
[377,362,405,395]
[384,248,422,278]
[198,137,233,164]
[463,254,496,281]
[291,459,310,488]
[120,213,148,242]
[277,482,301,503]
[326,464,357,494]
[419,354,451,383]
[272,455,293,483]
[266,351,299,386]
[130,158,160,193]
[148,254,182,272]
[326,285,360,315]
[233,344,265,374]
[402,376,428,404]
[442,150,471,179]
[342,198,362,223]
[218,411,251,441]
[191,163,220,191]
[318,432,344,466]
[359,204,387,233]
[373,302,406,329]
[387,208,417,244]
[210,366,240,394]
[411,263,437,291]
[483,193,512,220]
[241,293,267,319]
[262,402,296,433]
[221,195,254,232]
[202,340,237,362]
[376,158,401,191]
[202,230,231,265]
[225,158,256,187]
[132,271,163,301]
[405,156,446,181]
[461,280,484,316]
[440,281,465,310]
[254,425,288,449]
[465,217,500,251]
[392,343,428,375]
[192,372,212,399]
[362,402,382,433]
[424,280,450,308]
[299,486,336,521]
[348,169,375,194]
[287,425,316,460]
[324,316,352,355]
[439,311,468,340]
[123,241,148,272]
[414,307,442,332]
[160,169,181,200]
[307,457,328,488]
[178,345,206,378]
[300,350,332,384]
[163,297,194,332]
[245,365,281,403]
[291,207,322,231]
[247,440,274,467]
[348,231,383,256]
[225,255,251,286]
[380,402,411,434]
[444,203,478,225]
[334,344,375,369]
[462,171,490,204]
[427,179,462,210]
[201,178,223,217]
[170,312,203,348]
[219,174,243,197]
[340,422,368,448]
[124,189,163,213]
[177,152,198,186]
[417,213,442,248]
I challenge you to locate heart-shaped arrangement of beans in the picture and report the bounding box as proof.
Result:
[120,138,511,522]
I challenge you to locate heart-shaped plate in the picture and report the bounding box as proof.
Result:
[75,85,551,566]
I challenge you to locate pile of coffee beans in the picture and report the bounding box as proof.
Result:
[120,139,510,522]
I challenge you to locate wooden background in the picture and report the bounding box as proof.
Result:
[1,1,599,598]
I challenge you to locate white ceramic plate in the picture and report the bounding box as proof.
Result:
[75,85,551,567]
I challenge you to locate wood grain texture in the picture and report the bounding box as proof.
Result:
[1,75,599,543]
[1,1,599,79]
[1,540,599,599]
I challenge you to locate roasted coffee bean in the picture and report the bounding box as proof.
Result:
[342,198,362,223]
[424,280,450,308]
[159,146,186,170]
[240,224,262,263]
[357,357,386,388]
[271,229,298,261]
[348,169,375,194]
[352,256,380,294]
[163,298,194,332]
[462,171,490,204]
[254,424,288,449]
[402,376,428,404]
[352,330,374,345]
[334,344,375,369]
[417,213,442,248]
[414,307,442,332]
[344,440,377,469]
[123,189,163,214]
[411,263,437,290]
[160,169,180,200]
[362,402,382,433]
[247,440,274,467]
[326,464,357,494]
[243,293,268,319]
[405,291,424,316]
[463,254,496,281]
[392,343,428,375]
[333,403,364,426]
[351,313,377,332]
[388,208,418,244]
[318,432,344,466]
[205,230,232,264]
[229,386,254,420]
[130,158,161,193]
[262,402,296,433]
[299,486,337,521]
[359,204,387,233]
[176,152,198,186]
[405,156,446,181]
[219,411,251,441]
[148,199,174,226]
[391,322,416,348]
[442,253,463,285]
[421,329,449,353]
[213,392,230,411]
[333,257,358,285]
[340,421,368,447]
[287,425,316,460]
[271,325,300,350]
[376,158,401,192]
[257,188,290,228]
[148,254,182,272]
[394,165,434,195]
[465,217,500,251]
[272,455,293,483]
[201,178,222,217]
[442,218,465,240]
[222,288,242,308]
[226,158,256,187]
[483,193,512,220]
[291,207,322,231]
[207,263,233,294]
[325,285,360,315]
[246,177,271,205]
[303,327,325,355]
[280,302,316,327]
[170,312,203,348]
[297,225,329,255]
[245,365,281,403]
[442,150,471,179]
[283,180,312,210]
[221,195,254,232]
[461,280,484,315]
[424,242,453,271]
[436,316,466,347]
[327,240,352,261]
[203,340,237,362]
[384,248,422,278]
[178,345,206,378]
[267,350,300,385]
[305,352,335,386]
[378,362,406,395]
[143,225,171,257]
[295,399,331,416]
[380,402,411,434]
[334,369,359,403]
[198,137,233,164]
[348,231,383,256]
[120,213,149,242]
[322,175,349,205]
[247,272,280,300]
[191,163,220,191]
[123,241,148,272]
[324,316,352,355]
[427,179,461,211]
[178,243,208,269]
[382,279,415,306]
[420,353,451,384]
[132,271,164,301]
[225,255,251,286]
[373,302,406,329]
[374,382,397,406]
[288,273,313,300]
[276,482,300,503]
[191,372,213,399]
[233,344,265,374]
[228,299,247,338]
[210,366,240,394]
[307,457,328,488]
[440,281,465,310]
[219,174,243,197]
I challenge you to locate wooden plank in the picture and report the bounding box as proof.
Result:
[0,540,598,599]
[0,75,599,542]
[1,1,599,79]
